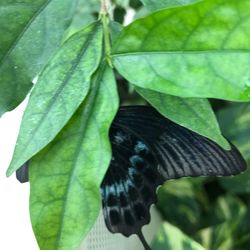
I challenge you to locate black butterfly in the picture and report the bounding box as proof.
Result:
[17,106,247,250]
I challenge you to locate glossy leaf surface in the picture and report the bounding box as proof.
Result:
[112,0,250,101]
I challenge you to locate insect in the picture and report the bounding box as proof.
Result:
[17,106,247,250]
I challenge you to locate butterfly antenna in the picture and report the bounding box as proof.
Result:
[137,230,152,250]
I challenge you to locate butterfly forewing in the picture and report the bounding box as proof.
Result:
[153,123,245,179]
[113,106,247,180]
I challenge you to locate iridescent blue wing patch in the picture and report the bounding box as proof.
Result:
[101,125,162,237]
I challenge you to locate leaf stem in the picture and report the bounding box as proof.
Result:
[100,0,113,67]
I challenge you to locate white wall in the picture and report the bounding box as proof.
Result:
[0,100,39,249]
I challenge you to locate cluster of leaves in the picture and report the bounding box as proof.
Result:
[1,0,250,249]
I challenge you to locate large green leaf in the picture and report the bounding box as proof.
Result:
[140,0,202,11]
[7,22,103,177]
[135,87,229,149]
[218,104,250,193]
[0,0,78,116]
[152,222,205,250]
[29,64,119,250]
[112,0,250,101]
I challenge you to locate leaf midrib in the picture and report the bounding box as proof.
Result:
[111,49,250,57]
[0,0,52,68]
[55,64,107,249]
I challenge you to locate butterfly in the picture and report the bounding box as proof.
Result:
[16,106,247,250]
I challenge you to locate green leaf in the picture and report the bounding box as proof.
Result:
[110,21,123,42]
[135,87,230,149]
[157,179,202,235]
[140,0,202,11]
[7,22,103,177]
[112,0,250,101]
[218,104,250,160]
[218,103,250,193]
[29,64,119,250]
[0,0,78,116]
[152,222,205,250]
[65,0,100,38]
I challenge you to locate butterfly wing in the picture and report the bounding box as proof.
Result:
[101,125,163,237]
[16,162,29,183]
[114,106,247,179]
[102,106,247,238]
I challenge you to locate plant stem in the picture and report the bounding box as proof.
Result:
[100,0,113,67]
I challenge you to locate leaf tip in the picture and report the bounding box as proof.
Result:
[220,137,231,151]
[6,168,13,177]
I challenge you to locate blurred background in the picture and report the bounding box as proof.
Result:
[1,1,250,249]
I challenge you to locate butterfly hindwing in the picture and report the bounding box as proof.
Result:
[101,125,163,236]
